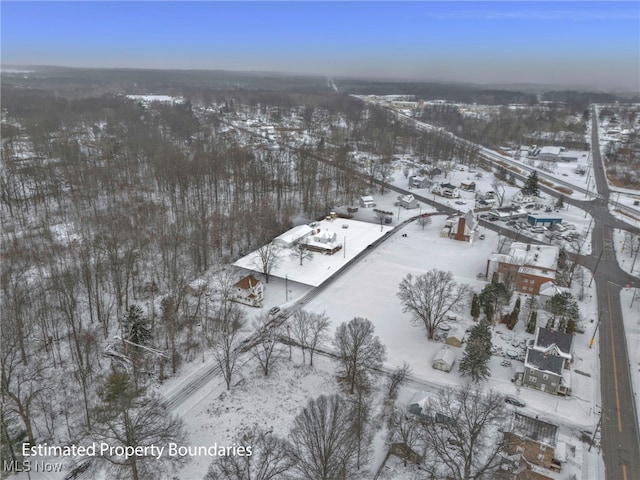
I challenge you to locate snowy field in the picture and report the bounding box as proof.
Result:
[301,215,601,431]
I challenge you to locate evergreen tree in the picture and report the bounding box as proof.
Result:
[123,304,152,347]
[546,291,580,334]
[555,195,565,209]
[523,170,540,196]
[526,311,537,334]
[507,297,521,330]
[485,302,495,324]
[479,282,512,322]
[470,293,480,321]
[459,320,492,383]
[567,318,577,335]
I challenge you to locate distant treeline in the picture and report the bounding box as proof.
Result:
[1,66,330,98]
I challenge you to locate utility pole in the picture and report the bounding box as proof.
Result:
[631,237,640,273]
[589,249,604,288]
[589,311,602,348]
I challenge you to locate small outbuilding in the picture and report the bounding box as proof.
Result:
[359,195,376,208]
[432,346,457,372]
[527,215,562,228]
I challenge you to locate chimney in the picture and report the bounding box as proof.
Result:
[455,217,466,241]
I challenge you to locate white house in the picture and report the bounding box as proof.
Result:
[304,229,342,255]
[398,194,419,209]
[432,346,457,372]
[273,224,314,248]
[233,275,264,308]
[432,183,460,199]
[538,146,563,162]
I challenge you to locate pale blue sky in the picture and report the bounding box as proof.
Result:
[2,1,639,90]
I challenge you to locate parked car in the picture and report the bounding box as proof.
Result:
[269,306,281,316]
[478,234,485,240]
[505,395,526,407]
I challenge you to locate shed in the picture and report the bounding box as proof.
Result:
[432,346,457,372]
[445,335,463,348]
[359,195,376,208]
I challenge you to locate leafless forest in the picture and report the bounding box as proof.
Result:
[1,69,636,477]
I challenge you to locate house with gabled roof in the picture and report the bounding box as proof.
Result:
[432,182,460,198]
[503,413,563,473]
[450,209,478,242]
[233,274,264,308]
[517,327,572,395]
[532,327,573,365]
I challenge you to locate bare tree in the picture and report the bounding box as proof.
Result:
[0,341,49,446]
[307,312,330,367]
[373,209,392,231]
[417,213,432,230]
[253,242,282,283]
[207,303,246,390]
[289,394,358,480]
[387,407,423,465]
[397,270,470,339]
[290,239,313,266]
[92,371,187,480]
[387,361,413,399]
[251,313,282,376]
[417,386,508,480]
[333,317,387,394]
[349,385,373,471]
[205,426,294,480]
[491,178,506,207]
[290,310,312,363]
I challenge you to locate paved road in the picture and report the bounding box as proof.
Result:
[386,104,640,478]
[226,108,640,478]
[587,108,640,480]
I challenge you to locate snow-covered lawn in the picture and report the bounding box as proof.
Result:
[301,216,601,431]
[612,229,640,277]
[177,353,341,480]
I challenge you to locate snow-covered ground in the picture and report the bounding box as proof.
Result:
[620,288,640,422]
[612,229,640,277]
[609,191,640,228]
[300,215,601,429]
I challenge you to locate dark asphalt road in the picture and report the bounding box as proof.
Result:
[588,108,640,480]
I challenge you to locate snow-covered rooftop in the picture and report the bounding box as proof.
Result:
[508,242,559,272]
[233,218,393,287]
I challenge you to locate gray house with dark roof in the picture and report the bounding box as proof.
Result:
[518,327,572,395]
